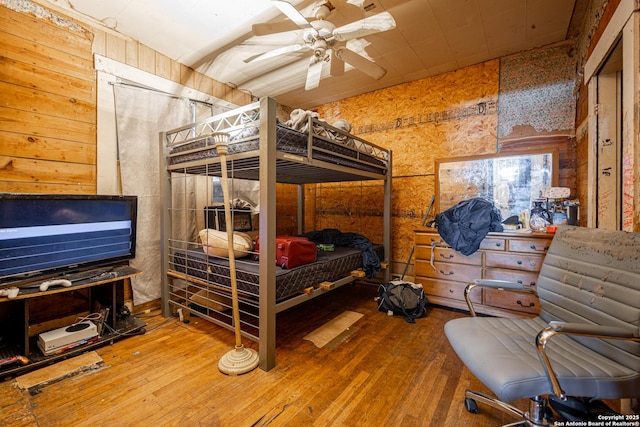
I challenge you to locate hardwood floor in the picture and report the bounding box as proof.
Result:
[1,282,531,426]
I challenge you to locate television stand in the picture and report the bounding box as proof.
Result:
[0,265,145,378]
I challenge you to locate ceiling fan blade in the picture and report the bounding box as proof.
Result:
[330,48,344,76]
[333,11,396,41]
[334,47,387,80]
[244,43,309,63]
[305,56,325,90]
[272,0,315,31]
[252,20,302,36]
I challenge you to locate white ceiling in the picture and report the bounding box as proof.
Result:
[42,0,584,109]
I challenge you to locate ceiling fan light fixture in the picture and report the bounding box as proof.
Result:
[312,4,332,20]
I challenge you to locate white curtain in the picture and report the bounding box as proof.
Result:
[114,84,192,304]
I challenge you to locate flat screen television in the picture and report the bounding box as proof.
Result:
[0,194,137,283]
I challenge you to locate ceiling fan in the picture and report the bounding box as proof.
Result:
[245,0,396,90]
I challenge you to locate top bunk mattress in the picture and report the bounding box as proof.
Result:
[170,244,384,302]
[167,121,387,176]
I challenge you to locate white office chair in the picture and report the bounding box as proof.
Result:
[445,225,640,426]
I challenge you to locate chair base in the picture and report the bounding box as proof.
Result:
[464,390,552,427]
[548,395,619,421]
[464,389,624,426]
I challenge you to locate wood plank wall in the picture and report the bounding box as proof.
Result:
[0,2,252,311]
[0,5,97,193]
[90,29,251,107]
[0,2,252,195]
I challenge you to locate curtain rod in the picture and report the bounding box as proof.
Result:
[110,80,215,107]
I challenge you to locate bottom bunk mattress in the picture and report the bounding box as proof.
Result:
[170,244,384,302]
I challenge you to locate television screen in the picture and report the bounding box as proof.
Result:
[0,194,137,282]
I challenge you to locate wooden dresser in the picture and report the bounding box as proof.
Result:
[414,229,553,317]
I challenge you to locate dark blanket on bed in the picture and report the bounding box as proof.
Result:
[303,228,381,278]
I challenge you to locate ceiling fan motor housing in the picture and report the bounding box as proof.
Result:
[313,39,329,58]
[308,20,336,42]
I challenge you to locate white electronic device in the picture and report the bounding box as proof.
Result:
[37,320,98,356]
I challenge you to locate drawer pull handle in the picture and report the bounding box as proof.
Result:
[529,244,550,251]
[517,280,523,284]
[495,242,502,247]
[517,260,523,265]
[439,253,454,259]
[439,269,454,276]
[517,300,535,308]
[449,289,454,293]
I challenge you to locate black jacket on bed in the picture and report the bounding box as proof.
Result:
[434,198,504,256]
[303,229,381,279]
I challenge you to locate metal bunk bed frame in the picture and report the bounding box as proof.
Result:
[160,96,392,371]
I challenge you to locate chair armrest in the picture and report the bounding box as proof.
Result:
[464,279,535,317]
[548,321,638,338]
[473,279,528,290]
[536,322,640,400]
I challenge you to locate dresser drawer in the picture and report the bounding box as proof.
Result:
[415,233,446,247]
[415,260,482,282]
[479,237,506,251]
[416,277,482,303]
[485,268,539,288]
[414,245,482,266]
[414,229,548,317]
[508,238,552,254]
[484,287,539,314]
[485,251,544,272]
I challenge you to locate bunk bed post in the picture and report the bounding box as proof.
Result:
[297,185,305,235]
[258,96,278,371]
[159,130,172,317]
[383,151,392,283]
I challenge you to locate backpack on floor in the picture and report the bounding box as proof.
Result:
[376,281,427,323]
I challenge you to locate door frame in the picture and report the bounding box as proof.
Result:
[584,2,639,230]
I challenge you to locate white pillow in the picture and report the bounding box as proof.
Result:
[198,228,254,258]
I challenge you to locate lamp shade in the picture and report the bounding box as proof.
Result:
[540,187,570,199]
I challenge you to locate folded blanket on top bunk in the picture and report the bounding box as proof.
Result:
[285,109,352,144]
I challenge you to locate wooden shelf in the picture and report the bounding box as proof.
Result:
[0,265,145,378]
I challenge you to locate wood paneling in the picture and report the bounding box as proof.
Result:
[1,1,252,196]
[0,131,95,164]
[0,31,93,81]
[0,5,96,193]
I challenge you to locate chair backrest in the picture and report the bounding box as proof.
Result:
[537,225,640,371]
